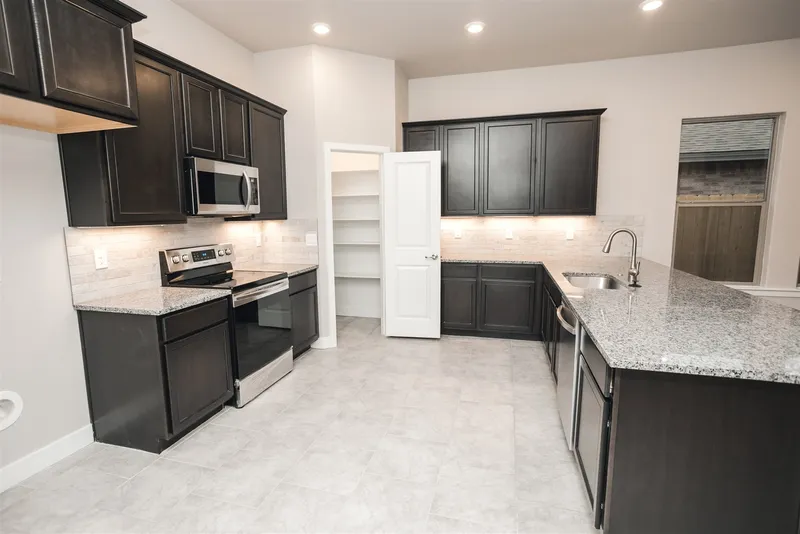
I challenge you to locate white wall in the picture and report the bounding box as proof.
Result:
[409,39,800,289]
[125,0,255,91]
[395,65,409,152]
[0,127,90,470]
[254,46,318,220]
[311,46,397,152]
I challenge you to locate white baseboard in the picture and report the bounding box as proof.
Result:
[312,335,337,349]
[0,424,94,493]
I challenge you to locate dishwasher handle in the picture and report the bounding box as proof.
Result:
[556,304,577,336]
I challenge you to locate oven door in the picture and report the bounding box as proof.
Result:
[186,157,260,216]
[231,279,292,379]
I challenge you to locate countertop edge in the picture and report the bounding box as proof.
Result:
[73,289,231,316]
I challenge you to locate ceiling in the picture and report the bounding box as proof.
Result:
[173,0,800,78]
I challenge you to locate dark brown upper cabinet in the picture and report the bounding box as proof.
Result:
[59,53,186,226]
[182,74,222,159]
[249,102,287,220]
[483,119,536,215]
[220,90,250,164]
[538,115,600,215]
[58,41,287,226]
[0,0,37,94]
[31,0,138,119]
[403,109,604,217]
[0,0,145,134]
[442,123,481,216]
[404,125,441,152]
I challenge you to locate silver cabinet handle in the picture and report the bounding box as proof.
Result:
[243,171,252,210]
[555,304,576,336]
[425,254,439,260]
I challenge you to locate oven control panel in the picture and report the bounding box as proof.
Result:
[162,243,234,272]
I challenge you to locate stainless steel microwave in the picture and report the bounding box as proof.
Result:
[185,157,260,216]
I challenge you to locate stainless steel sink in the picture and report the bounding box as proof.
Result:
[564,274,626,290]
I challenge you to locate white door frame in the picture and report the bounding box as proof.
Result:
[315,142,390,349]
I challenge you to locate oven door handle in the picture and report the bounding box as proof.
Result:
[233,279,289,307]
[243,171,252,210]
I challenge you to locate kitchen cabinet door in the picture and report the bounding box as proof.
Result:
[30,0,139,119]
[482,119,537,215]
[220,90,250,165]
[442,123,481,216]
[538,115,600,215]
[104,55,186,225]
[575,357,611,529]
[0,0,37,94]
[249,102,287,220]
[182,73,222,159]
[442,278,479,331]
[164,322,233,435]
[291,285,319,357]
[403,125,440,152]
[479,279,536,334]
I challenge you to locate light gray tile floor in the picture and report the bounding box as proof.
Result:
[0,316,594,533]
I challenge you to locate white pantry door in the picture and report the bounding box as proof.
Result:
[382,151,441,338]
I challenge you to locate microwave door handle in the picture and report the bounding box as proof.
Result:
[243,171,252,210]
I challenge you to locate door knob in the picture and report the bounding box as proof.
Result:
[425,254,439,260]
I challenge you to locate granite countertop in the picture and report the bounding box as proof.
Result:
[443,255,800,385]
[242,263,318,277]
[74,287,231,316]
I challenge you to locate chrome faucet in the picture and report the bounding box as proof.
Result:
[602,228,641,287]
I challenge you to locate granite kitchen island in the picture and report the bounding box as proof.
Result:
[445,255,800,534]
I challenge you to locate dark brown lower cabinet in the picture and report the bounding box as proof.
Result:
[289,270,319,357]
[479,279,536,334]
[442,278,478,331]
[602,370,800,534]
[441,263,541,339]
[164,322,232,435]
[78,297,233,453]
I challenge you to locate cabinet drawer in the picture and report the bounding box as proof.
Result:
[581,331,613,397]
[289,270,317,295]
[442,263,478,278]
[480,264,537,281]
[161,298,228,343]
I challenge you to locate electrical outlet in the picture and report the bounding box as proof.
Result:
[454,228,462,239]
[566,228,575,240]
[505,228,513,240]
[305,232,318,246]
[255,233,262,247]
[94,249,108,270]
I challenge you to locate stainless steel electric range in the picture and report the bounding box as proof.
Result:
[160,243,292,407]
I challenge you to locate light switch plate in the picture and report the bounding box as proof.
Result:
[305,232,318,246]
[454,228,462,239]
[566,228,575,240]
[255,233,262,247]
[94,249,108,270]
[505,228,513,240]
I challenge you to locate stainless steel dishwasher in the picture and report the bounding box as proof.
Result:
[555,303,580,450]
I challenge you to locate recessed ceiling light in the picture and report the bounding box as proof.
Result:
[639,0,663,11]
[312,22,331,35]
[465,21,485,34]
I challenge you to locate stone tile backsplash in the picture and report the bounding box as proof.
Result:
[440,215,645,260]
[65,213,641,304]
[64,218,318,304]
